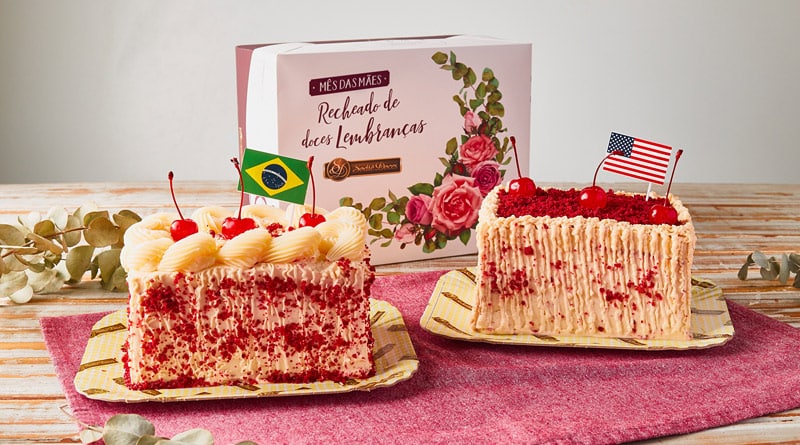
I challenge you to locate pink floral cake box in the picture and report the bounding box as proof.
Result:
[236,36,532,264]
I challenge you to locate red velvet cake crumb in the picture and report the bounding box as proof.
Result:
[496,187,682,225]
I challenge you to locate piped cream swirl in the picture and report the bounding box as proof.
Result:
[122,204,368,273]
[158,232,218,272]
[217,227,272,268]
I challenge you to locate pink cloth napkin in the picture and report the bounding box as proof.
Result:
[42,271,800,445]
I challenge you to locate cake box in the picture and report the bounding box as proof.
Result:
[236,36,532,264]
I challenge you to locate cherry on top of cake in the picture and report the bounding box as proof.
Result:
[496,186,683,225]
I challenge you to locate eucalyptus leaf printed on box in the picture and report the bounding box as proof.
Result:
[341,51,515,253]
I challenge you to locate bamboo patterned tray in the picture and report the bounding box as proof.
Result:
[75,299,418,402]
[420,268,734,350]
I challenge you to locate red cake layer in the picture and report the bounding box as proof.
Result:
[496,187,681,225]
[123,259,375,390]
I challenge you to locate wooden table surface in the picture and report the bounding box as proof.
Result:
[1,181,799,444]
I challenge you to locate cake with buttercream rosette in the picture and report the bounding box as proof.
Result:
[119,204,375,389]
[471,185,696,340]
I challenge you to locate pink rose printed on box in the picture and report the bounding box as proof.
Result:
[341,51,515,253]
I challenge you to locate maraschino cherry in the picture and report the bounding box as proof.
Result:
[299,156,326,227]
[507,136,536,195]
[579,151,622,209]
[650,149,684,225]
[221,157,258,239]
[168,171,199,241]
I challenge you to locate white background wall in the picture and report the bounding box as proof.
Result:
[1,0,798,184]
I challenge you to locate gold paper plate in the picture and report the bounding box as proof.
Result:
[75,299,418,403]
[420,268,734,350]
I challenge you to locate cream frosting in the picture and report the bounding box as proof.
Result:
[121,204,368,274]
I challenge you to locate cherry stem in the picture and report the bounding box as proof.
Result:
[510,136,522,178]
[168,171,186,220]
[593,151,623,187]
[230,158,245,220]
[663,149,683,205]
[307,156,316,216]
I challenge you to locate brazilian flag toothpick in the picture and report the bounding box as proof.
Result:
[240,148,310,205]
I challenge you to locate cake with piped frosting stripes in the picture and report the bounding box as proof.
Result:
[120,204,375,389]
[472,186,695,340]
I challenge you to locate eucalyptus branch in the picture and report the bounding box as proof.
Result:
[0,205,142,302]
[738,251,800,288]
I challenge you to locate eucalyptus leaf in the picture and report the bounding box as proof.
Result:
[751,251,769,269]
[407,183,434,196]
[369,197,386,210]
[74,201,99,222]
[0,270,28,297]
[468,98,483,111]
[779,254,790,285]
[487,90,503,103]
[368,213,383,230]
[83,210,110,227]
[445,137,458,156]
[26,268,65,294]
[790,253,800,272]
[737,262,750,281]
[117,209,142,223]
[33,219,56,238]
[66,245,95,282]
[760,258,780,281]
[5,246,39,255]
[46,207,69,229]
[794,273,800,288]
[475,82,486,100]
[102,429,145,445]
[113,212,140,234]
[27,232,63,255]
[482,67,494,82]
[103,414,156,442]
[3,254,28,272]
[63,214,83,247]
[459,229,471,245]
[164,428,214,445]
[110,266,128,291]
[84,216,121,247]
[136,435,165,445]
[463,67,477,87]
[79,427,103,444]
[488,101,505,117]
[96,248,122,285]
[9,284,33,304]
[18,211,42,230]
[431,51,448,65]
[0,224,25,246]
[452,62,468,80]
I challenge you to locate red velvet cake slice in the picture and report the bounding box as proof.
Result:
[472,186,696,340]
[120,205,375,389]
